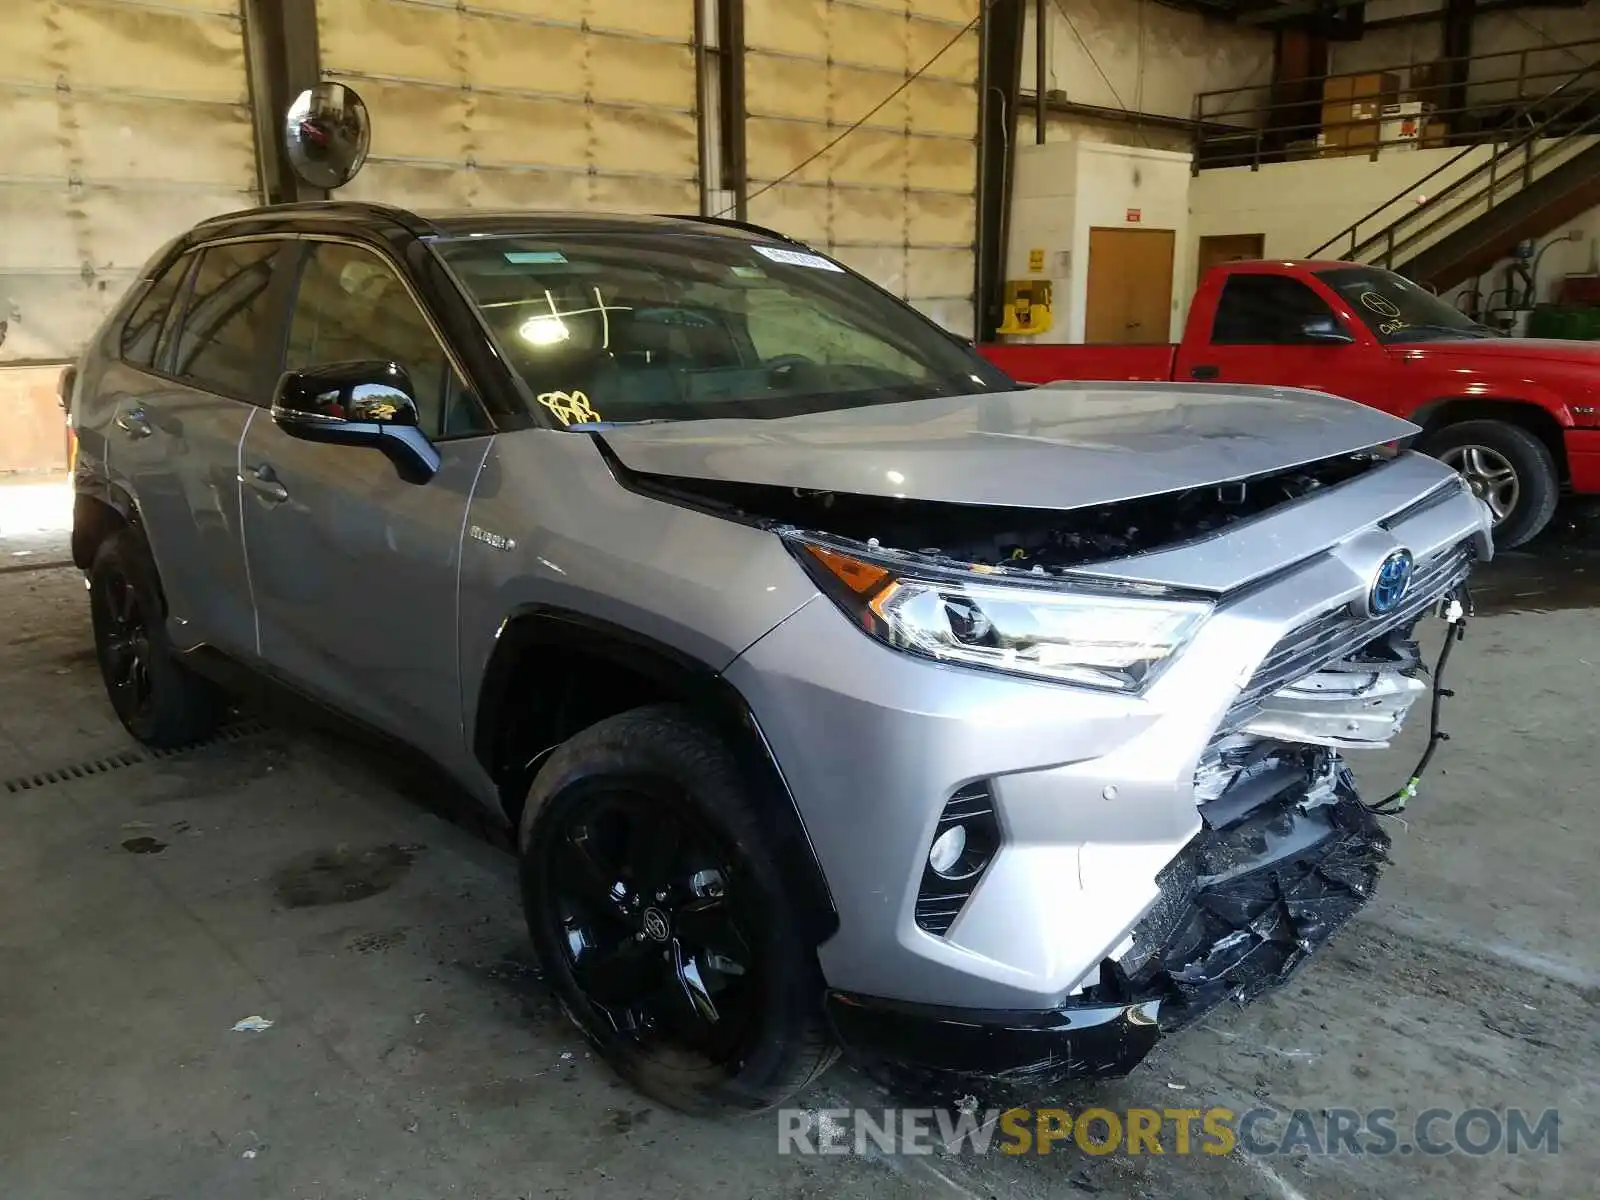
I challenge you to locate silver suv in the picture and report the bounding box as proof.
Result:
[68,203,1491,1114]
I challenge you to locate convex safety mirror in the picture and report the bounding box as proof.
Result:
[284,83,371,189]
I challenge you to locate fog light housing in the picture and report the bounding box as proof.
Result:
[928,825,968,876]
[915,782,1001,936]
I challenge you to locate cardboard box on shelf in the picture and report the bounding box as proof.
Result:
[1380,100,1430,151]
[1321,72,1398,154]
[1421,119,1450,149]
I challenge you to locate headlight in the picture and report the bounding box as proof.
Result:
[790,537,1211,693]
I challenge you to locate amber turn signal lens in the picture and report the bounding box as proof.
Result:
[803,543,891,598]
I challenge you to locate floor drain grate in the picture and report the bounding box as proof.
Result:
[2,718,271,794]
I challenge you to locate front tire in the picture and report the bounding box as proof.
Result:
[88,529,222,748]
[518,704,836,1115]
[1422,419,1558,549]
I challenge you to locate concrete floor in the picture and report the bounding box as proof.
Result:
[1,477,1595,1199]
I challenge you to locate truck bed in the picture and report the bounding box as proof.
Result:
[978,342,1178,385]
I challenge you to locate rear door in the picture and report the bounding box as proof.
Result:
[1177,272,1391,407]
[110,238,293,654]
[238,238,494,762]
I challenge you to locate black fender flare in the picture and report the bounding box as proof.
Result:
[472,607,840,946]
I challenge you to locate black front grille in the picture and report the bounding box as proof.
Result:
[1221,539,1472,732]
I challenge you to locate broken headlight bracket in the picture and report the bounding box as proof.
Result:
[1365,583,1472,816]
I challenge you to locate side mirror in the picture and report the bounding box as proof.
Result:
[1299,316,1355,345]
[271,361,440,484]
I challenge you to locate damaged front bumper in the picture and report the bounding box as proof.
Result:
[826,782,1389,1086]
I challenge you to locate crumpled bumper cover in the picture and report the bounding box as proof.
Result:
[826,784,1388,1088]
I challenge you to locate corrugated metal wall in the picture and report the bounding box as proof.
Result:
[0,0,258,362]
[743,0,981,336]
[316,0,702,214]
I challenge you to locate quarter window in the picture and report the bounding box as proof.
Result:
[285,242,483,437]
[1211,275,1342,346]
[120,252,194,369]
[171,242,283,398]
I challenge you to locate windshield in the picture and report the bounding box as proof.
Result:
[1316,266,1493,344]
[434,233,1012,425]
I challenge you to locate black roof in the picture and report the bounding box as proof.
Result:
[193,201,797,245]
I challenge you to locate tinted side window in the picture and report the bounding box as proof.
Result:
[285,242,483,437]
[1212,275,1340,345]
[120,252,194,368]
[172,242,282,399]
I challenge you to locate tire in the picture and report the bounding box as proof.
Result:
[1421,419,1559,550]
[518,704,837,1115]
[88,529,223,749]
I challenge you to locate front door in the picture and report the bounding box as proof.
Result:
[238,239,494,763]
[1182,271,1382,404]
[1086,228,1176,345]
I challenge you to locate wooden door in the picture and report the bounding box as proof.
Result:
[1197,233,1266,278]
[1086,228,1177,344]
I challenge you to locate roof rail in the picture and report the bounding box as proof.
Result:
[193,200,434,234]
[659,213,802,244]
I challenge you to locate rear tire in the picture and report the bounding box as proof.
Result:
[1422,419,1558,549]
[518,704,837,1115]
[88,529,222,749]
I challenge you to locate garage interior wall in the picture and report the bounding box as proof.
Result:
[1018,0,1274,146]
[742,0,982,337]
[316,0,701,214]
[0,0,259,364]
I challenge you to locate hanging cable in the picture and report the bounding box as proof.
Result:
[1051,0,1151,147]
[717,4,990,219]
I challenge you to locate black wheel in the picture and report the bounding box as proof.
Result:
[1422,419,1558,549]
[519,705,836,1115]
[88,529,222,748]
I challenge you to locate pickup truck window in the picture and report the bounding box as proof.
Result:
[1211,275,1343,346]
[434,233,1011,424]
[1317,266,1491,344]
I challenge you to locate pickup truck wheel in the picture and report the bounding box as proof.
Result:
[88,530,222,748]
[1423,420,1558,549]
[518,704,837,1115]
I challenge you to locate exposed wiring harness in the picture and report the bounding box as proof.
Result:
[1366,585,1472,816]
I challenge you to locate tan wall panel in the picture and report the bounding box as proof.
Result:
[909,19,980,82]
[318,0,462,84]
[832,5,910,72]
[745,54,831,121]
[907,190,976,245]
[908,136,976,192]
[745,120,839,187]
[72,96,256,188]
[0,94,64,180]
[746,0,829,55]
[0,0,56,87]
[906,248,971,297]
[906,77,978,137]
[359,80,472,162]
[829,245,905,293]
[585,37,696,108]
[828,190,906,245]
[588,175,699,214]
[339,162,477,209]
[479,0,693,39]
[825,129,910,187]
[746,187,833,245]
[589,107,699,176]
[908,0,981,23]
[472,94,592,170]
[829,64,912,129]
[0,193,75,271]
[0,275,112,363]
[912,297,974,338]
[57,0,248,101]
[461,18,588,95]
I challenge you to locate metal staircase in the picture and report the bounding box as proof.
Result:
[1308,59,1600,296]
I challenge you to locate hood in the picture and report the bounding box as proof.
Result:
[1400,337,1600,367]
[597,382,1416,510]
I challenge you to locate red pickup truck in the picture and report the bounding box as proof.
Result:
[979,259,1600,547]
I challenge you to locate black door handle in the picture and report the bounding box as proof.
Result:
[1191,364,1220,381]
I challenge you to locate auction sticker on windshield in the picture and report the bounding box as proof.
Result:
[753,246,845,272]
